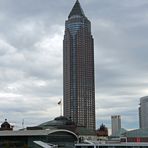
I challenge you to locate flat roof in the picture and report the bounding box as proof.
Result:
[0,129,78,137]
[76,142,148,146]
[123,128,148,137]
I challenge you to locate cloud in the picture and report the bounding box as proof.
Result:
[0,0,147,130]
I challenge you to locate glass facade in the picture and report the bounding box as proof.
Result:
[63,0,95,130]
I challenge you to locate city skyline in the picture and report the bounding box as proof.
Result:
[0,0,148,130]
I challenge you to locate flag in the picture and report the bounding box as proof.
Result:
[22,119,24,128]
[58,100,61,105]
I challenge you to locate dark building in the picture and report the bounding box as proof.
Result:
[27,116,76,133]
[0,119,13,131]
[122,128,148,143]
[27,116,96,136]
[63,0,95,131]
[96,124,108,137]
[0,129,78,148]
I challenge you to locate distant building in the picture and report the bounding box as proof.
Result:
[63,0,95,131]
[96,124,108,137]
[139,96,148,129]
[76,129,148,148]
[0,119,13,131]
[110,128,127,138]
[123,128,148,142]
[27,116,96,138]
[111,115,121,136]
[27,116,76,132]
[75,142,148,148]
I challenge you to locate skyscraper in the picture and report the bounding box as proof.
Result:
[139,96,148,129]
[63,0,95,130]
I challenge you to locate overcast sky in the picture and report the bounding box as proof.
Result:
[0,0,148,130]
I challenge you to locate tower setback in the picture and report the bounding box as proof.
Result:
[63,0,95,130]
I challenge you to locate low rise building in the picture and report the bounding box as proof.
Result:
[28,116,96,140]
[96,124,108,137]
[0,129,78,148]
[0,119,13,131]
[122,128,148,142]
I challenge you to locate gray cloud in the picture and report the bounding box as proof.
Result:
[0,0,147,131]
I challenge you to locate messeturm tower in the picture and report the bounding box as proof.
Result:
[63,0,95,130]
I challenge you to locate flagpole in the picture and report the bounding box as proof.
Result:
[60,101,62,116]
[22,119,24,129]
[58,99,62,116]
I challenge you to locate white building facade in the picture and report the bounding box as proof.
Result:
[139,96,148,129]
[111,115,121,136]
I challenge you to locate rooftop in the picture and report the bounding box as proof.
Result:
[38,116,75,129]
[0,129,78,137]
[123,128,148,137]
[68,0,85,19]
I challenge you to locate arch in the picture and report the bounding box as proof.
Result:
[48,129,78,141]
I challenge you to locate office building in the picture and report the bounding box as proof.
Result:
[139,96,148,129]
[63,0,95,130]
[111,115,121,136]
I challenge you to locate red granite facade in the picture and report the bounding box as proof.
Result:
[63,0,95,131]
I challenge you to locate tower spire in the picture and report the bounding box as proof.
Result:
[68,0,85,19]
